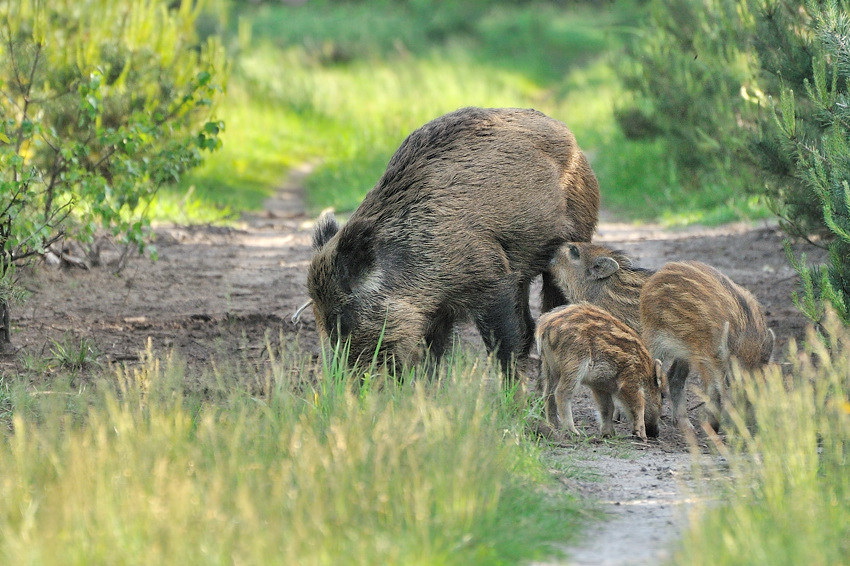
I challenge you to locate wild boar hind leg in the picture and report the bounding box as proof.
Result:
[472,276,534,378]
[591,389,617,437]
[553,360,584,436]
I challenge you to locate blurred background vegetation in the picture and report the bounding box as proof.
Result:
[175,0,770,226]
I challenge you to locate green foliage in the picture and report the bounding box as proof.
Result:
[744,0,837,239]
[0,340,583,564]
[0,0,227,345]
[616,1,848,229]
[48,334,100,372]
[616,0,753,171]
[774,1,850,323]
[677,310,850,564]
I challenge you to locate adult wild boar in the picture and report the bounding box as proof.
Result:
[307,106,600,375]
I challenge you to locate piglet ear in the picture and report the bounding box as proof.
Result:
[312,209,340,251]
[589,257,619,280]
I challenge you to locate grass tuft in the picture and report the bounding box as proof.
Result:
[47,334,100,372]
[677,309,850,564]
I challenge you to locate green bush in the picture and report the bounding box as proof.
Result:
[778,2,850,323]
[615,0,754,189]
[0,0,227,347]
[618,0,850,323]
[616,1,841,228]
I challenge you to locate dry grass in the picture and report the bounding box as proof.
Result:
[0,341,583,565]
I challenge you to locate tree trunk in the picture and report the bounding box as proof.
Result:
[0,298,11,353]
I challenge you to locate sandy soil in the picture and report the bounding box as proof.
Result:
[4,165,825,564]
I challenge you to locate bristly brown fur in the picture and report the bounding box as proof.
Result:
[535,302,663,440]
[308,107,600,375]
[640,260,775,433]
[548,242,654,332]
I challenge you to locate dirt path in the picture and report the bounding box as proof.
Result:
[9,166,822,564]
[538,446,701,565]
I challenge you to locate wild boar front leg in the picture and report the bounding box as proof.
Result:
[422,310,456,374]
[516,277,536,356]
[541,270,568,313]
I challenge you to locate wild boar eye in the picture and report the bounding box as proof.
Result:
[569,245,580,260]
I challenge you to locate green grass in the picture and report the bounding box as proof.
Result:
[155,0,763,226]
[0,340,584,565]
[675,311,850,565]
[47,334,100,372]
[592,135,772,225]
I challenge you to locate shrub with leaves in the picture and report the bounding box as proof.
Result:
[777,3,850,323]
[0,0,227,348]
[616,1,847,231]
[615,0,757,192]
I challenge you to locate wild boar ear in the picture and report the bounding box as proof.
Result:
[761,328,776,363]
[312,209,340,251]
[588,257,619,280]
[334,218,375,291]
